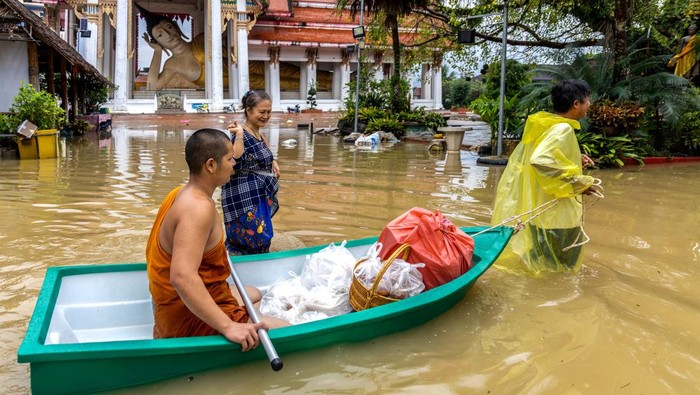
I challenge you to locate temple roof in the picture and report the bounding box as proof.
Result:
[0,0,111,86]
[254,4,434,48]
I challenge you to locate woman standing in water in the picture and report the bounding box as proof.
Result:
[222,91,280,255]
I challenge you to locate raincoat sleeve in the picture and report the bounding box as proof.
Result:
[529,123,594,198]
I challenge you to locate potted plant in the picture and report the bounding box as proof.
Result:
[8,83,65,159]
[303,80,322,113]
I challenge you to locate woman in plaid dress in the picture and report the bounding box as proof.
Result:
[222,91,280,255]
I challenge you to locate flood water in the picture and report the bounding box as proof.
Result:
[1,113,699,394]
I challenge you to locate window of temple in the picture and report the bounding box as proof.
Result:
[316,62,334,100]
[249,61,266,91]
[279,61,301,100]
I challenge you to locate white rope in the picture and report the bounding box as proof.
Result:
[475,177,605,256]
[563,178,604,251]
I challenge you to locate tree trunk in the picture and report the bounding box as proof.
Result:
[612,0,633,83]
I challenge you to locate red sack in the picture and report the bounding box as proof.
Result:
[378,207,475,290]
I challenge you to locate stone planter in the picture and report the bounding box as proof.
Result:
[437,126,468,153]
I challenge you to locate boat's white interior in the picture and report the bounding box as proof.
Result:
[45,244,371,345]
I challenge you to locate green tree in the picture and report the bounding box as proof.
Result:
[339,0,430,113]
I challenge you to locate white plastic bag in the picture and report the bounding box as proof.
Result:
[353,242,392,296]
[300,241,356,292]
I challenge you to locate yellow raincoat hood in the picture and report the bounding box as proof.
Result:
[491,111,594,274]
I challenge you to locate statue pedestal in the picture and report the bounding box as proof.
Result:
[438,126,468,153]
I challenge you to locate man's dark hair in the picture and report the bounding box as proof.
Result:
[551,79,591,113]
[185,129,230,175]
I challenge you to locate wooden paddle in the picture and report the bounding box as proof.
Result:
[226,254,283,371]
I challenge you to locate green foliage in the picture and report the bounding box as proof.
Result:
[365,118,406,136]
[396,107,447,131]
[306,80,318,109]
[483,59,532,101]
[422,112,448,131]
[84,74,111,113]
[8,83,65,130]
[449,79,471,108]
[674,110,700,154]
[576,130,644,168]
[0,114,16,149]
[470,95,525,139]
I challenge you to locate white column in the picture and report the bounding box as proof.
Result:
[422,64,432,101]
[332,63,340,100]
[300,65,308,100]
[227,20,237,100]
[269,61,281,111]
[236,2,250,99]
[340,62,351,104]
[80,20,98,66]
[210,0,224,111]
[111,0,129,111]
[432,63,443,110]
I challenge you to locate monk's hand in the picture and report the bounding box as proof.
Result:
[226,322,266,352]
[581,154,595,168]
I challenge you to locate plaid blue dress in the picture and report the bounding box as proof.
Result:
[221,130,279,255]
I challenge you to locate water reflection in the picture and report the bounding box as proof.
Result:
[1,120,699,394]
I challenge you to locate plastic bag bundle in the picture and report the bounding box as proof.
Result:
[386,259,425,299]
[300,240,356,292]
[260,241,356,324]
[353,243,425,300]
[353,243,391,296]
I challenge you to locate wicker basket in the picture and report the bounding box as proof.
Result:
[349,243,411,311]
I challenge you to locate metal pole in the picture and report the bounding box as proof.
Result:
[226,254,283,371]
[352,0,365,134]
[497,1,508,157]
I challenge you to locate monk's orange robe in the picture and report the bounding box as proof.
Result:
[146,186,248,338]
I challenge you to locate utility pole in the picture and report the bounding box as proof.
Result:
[352,0,365,134]
[496,1,508,157]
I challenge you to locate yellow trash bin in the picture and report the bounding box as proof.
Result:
[16,135,39,160]
[15,129,59,159]
[35,129,59,159]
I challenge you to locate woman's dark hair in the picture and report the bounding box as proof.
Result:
[551,79,591,113]
[185,129,230,175]
[135,2,189,42]
[241,90,271,118]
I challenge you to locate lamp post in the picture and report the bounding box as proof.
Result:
[352,0,365,134]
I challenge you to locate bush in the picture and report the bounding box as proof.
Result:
[450,79,471,108]
[587,100,645,136]
[576,130,644,168]
[366,118,406,136]
[8,83,65,130]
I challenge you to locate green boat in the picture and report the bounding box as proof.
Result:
[17,226,512,394]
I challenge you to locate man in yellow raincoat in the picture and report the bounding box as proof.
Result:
[491,79,598,274]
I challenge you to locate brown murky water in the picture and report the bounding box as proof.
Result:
[1,114,699,394]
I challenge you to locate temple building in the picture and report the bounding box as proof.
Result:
[5,0,444,114]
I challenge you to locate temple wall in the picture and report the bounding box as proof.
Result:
[0,42,30,112]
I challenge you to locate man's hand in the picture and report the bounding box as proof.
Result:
[581,154,595,168]
[222,321,268,352]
